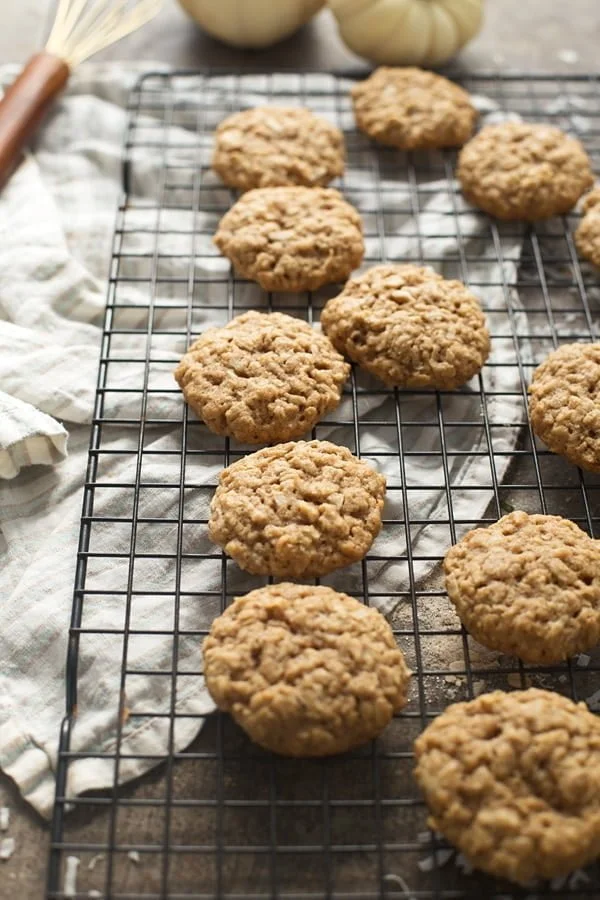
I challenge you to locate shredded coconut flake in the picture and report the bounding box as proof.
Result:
[0,837,15,861]
[586,688,600,712]
[383,872,415,898]
[577,654,591,667]
[88,853,105,870]
[454,852,474,875]
[88,892,102,899]
[128,850,140,864]
[569,869,590,887]
[417,848,454,872]
[64,855,80,899]
[0,808,9,832]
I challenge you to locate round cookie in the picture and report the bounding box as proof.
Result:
[457,122,594,221]
[208,439,386,578]
[174,311,349,444]
[213,187,364,293]
[529,342,600,472]
[576,187,600,270]
[212,106,345,191]
[414,688,600,885]
[320,264,490,389]
[203,583,411,756]
[444,510,600,664]
[351,67,477,150]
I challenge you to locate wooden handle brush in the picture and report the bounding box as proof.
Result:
[0,0,162,191]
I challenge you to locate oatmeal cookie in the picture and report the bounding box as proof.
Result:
[214,187,364,292]
[320,264,490,389]
[203,583,411,756]
[208,439,386,578]
[444,511,600,664]
[351,67,476,150]
[174,311,349,444]
[529,342,600,472]
[576,186,600,270]
[457,122,594,221]
[414,688,600,885]
[212,106,345,191]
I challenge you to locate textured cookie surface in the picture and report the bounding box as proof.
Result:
[576,187,600,269]
[212,106,345,191]
[529,342,600,472]
[457,122,594,221]
[414,689,600,885]
[174,311,349,444]
[214,187,364,292]
[320,264,490,389]
[203,583,411,756]
[444,511,600,663]
[351,67,477,150]
[209,440,386,578]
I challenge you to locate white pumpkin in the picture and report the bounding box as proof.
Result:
[328,0,484,67]
[178,0,326,49]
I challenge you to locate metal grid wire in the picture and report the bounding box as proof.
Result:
[47,71,600,900]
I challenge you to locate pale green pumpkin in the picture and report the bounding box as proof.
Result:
[328,0,484,66]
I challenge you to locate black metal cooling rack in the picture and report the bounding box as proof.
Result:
[47,71,600,900]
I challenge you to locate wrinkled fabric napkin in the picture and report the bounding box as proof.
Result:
[0,67,524,818]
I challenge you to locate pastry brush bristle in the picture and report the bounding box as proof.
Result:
[45,0,162,69]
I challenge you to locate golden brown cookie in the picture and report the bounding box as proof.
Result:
[529,342,600,472]
[208,439,386,578]
[457,122,594,221]
[174,311,349,444]
[320,264,490,389]
[351,67,477,150]
[414,689,600,885]
[576,186,600,270]
[203,583,411,756]
[213,187,364,292]
[212,106,345,191]
[444,511,600,664]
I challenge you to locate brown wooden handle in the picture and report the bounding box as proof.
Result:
[0,52,70,191]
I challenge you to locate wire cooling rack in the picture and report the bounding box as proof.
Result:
[47,72,600,900]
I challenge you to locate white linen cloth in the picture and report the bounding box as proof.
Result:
[0,66,525,818]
